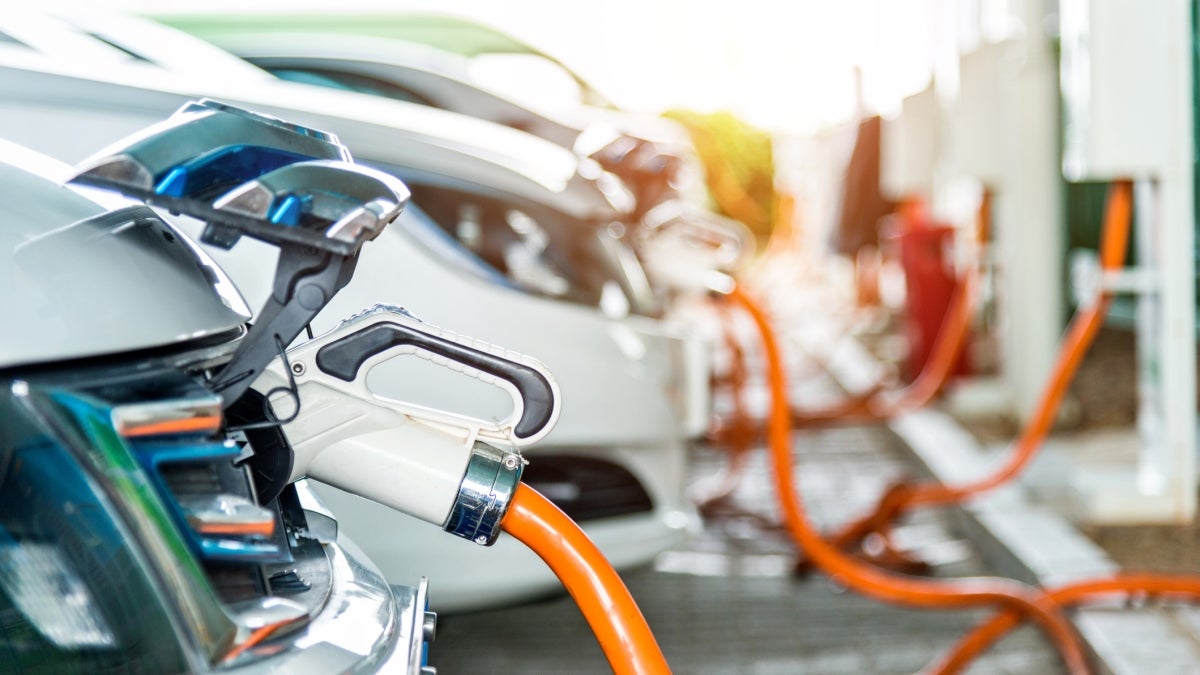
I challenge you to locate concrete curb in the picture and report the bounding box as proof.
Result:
[889,408,1200,675]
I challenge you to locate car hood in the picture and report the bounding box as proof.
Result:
[0,143,249,369]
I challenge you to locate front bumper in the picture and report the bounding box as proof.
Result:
[229,534,434,674]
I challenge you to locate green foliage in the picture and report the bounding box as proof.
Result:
[662,109,776,244]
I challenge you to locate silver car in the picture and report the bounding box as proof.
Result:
[0,136,434,672]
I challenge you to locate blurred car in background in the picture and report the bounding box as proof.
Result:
[181,27,757,290]
[213,31,704,216]
[137,12,762,250]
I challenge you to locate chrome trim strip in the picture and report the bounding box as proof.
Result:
[294,478,338,544]
[111,395,223,437]
[226,535,410,674]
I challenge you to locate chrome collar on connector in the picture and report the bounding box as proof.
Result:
[443,442,524,546]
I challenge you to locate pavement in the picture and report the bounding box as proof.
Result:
[428,358,1067,673]
[429,424,1064,674]
[894,407,1200,675]
[426,301,1200,674]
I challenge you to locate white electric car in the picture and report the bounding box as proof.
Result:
[42,9,754,293]
[139,13,755,312]
[220,32,704,213]
[0,30,702,611]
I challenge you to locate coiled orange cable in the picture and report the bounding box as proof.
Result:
[792,192,988,428]
[502,484,670,675]
[694,300,756,509]
[728,284,1089,675]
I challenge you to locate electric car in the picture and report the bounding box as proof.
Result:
[0,136,434,672]
[0,39,701,610]
[211,32,704,214]
[37,7,745,399]
[129,12,757,310]
[41,9,753,289]
[180,28,757,284]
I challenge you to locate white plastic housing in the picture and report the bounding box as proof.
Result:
[881,84,937,200]
[306,425,471,527]
[256,366,474,527]
[1060,0,1174,179]
[955,42,1016,188]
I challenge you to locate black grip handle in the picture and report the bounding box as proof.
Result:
[315,322,555,440]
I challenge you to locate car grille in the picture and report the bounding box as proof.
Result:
[520,454,653,522]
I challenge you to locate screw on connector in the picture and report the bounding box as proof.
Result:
[502,454,520,471]
[291,361,306,376]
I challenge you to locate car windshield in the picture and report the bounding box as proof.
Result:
[271,66,437,106]
[396,201,517,290]
[155,12,618,109]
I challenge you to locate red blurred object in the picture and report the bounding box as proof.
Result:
[883,204,971,381]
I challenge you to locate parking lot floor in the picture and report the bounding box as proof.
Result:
[427,297,1200,674]
[429,423,1064,674]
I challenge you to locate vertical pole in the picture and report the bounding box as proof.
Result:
[1146,0,1196,520]
[1001,0,1064,423]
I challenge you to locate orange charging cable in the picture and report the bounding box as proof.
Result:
[827,180,1133,559]
[931,574,1200,673]
[728,284,1089,674]
[713,195,983,444]
[695,300,757,509]
[502,484,670,675]
[791,192,989,428]
[713,193,985,570]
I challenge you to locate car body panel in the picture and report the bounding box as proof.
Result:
[0,142,249,369]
